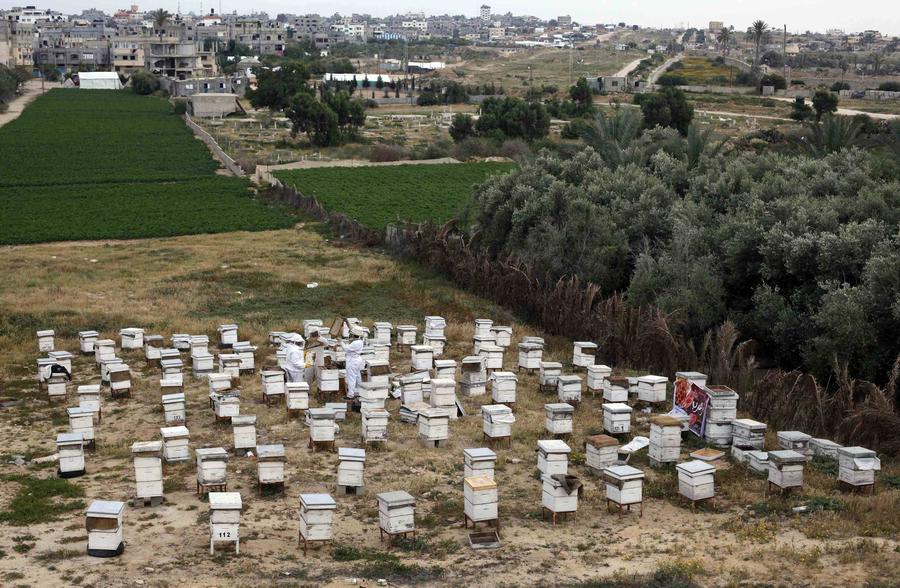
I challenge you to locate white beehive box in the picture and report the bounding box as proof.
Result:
[704,420,734,446]
[299,494,337,541]
[544,403,575,435]
[37,329,55,352]
[479,344,504,370]
[47,373,68,400]
[810,438,842,459]
[585,435,619,472]
[318,367,340,392]
[373,322,392,345]
[587,364,612,393]
[732,419,767,449]
[423,333,447,356]
[161,392,185,424]
[746,451,769,474]
[603,376,630,402]
[429,378,458,412]
[362,408,390,442]
[79,330,99,354]
[57,432,85,477]
[257,444,286,485]
[649,415,682,464]
[268,331,287,346]
[472,335,495,355]
[418,407,450,442]
[231,415,257,452]
[190,335,209,355]
[424,315,446,337]
[213,392,241,419]
[68,406,95,444]
[518,342,543,370]
[232,342,257,372]
[675,371,708,387]
[768,450,806,489]
[132,441,163,500]
[196,447,229,486]
[260,370,286,403]
[209,492,241,554]
[603,402,632,435]
[396,325,417,346]
[837,446,880,486]
[572,341,597,368]
[364,360,391,387]
[303,320,323,339]
[373,343,390,362]
[286,382,310,410]
[464,475,498,522]
[307,407,336,442]
[433,359,457,380]
[378,491,415,534]
[120,327,145,350]
[37,357,56,386]
[94,339,116,363]
[399,373,425,404]
[208,373,234,394]
[337,447,366,489]
[171,334,191,351]
[603,465,645,506]
[482,404,515,438]
[98,357,122,386]
[557,374,582,403]
[219,354,241,378]
[464,448,496,479]
[627,377,639,397]
[218,324,239,347]
[474,318,493,338]
[490,371,517,404]
[637,375,668,403]
[539,362,562,388]
[490,326,512,348]
[677,460,716,501]
[410,345,434,371]
[160,358,183,384]
[77,384,101,419]
[192,350,214,375]
[537,439,571,475]
[49,350,73,374]
[777,431,812,456]
[460,356,487,397]
[706,385,739,417]
[541,474,578,514]
[160,426,190,463]
[144,335,164,364]
[86,500,125,557]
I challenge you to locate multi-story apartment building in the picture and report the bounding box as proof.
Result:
[229,20,285,55]
[0,19,12,66]
[146,24,217,79]
[111,35,144,72]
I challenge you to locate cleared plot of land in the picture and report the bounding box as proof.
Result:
[0,90,292,244]
[664,57,744,85]
[275,162,515,230]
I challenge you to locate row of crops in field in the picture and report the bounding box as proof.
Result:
[274,162,515,230]
[0,90,292,244]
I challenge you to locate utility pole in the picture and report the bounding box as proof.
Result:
[782,24,787,84]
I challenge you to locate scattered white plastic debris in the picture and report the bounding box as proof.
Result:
[307,282,318,288]
[245,451,254,458]
[236,291,242,295]
[221,264,229,269]
[33,453,59,463]
[619,436,650,454]
[90,259,98,263]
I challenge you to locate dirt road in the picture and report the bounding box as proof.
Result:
[0,79,59,128]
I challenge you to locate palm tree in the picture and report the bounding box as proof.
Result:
[580,105,643,168]
[803,115,862,156]
[717,27,732,54]
[749,20,768,67]
[150,8,172,37]
[684,123,724,169]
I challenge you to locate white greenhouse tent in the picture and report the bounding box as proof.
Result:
[78,72,123,90]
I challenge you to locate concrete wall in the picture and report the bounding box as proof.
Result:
[183,114,244,176]
[188,93,239,117]
[680,85,756,95]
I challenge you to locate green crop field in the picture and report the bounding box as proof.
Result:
[0,89,292,244]
[274,162,515,230]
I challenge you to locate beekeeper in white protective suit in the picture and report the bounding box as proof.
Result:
[342,337,364,399]
[283,333,306,383]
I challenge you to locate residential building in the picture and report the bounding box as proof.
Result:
[708,21,724,34]
[480,5,491,23]
[557,15,572,27]
[0,19,12,66]
[146,24,217,79]
[230,20,285,55]
[111,35,144,72]
[4,5,63,25]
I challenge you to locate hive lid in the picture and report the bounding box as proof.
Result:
[57,432,84,445]
[377,490,415,507]
[161,392,185,403]
[676,460,715,475]
[338,447,366,461]
[49,350,73,359]
[768,450,807,464]
[603,464,644,480]
[87,500,125,517]
[79,330,100,337]
[638,375,668,384]
[777,430,811,442]
[461,356,484,365]
[705,385,738,398]
[160,425,190,438]
[160,359,183,367]
[95,338,115,345]
[208,373,233,381]
[481,404,512,416]
[544,403,575,414]
[209,492,242,510]
[433,359,458,368]
[746,450,769,461]
[396,325,417,331]
[490,371,517,382]
[540,361,563,369]
[231,415,257,426]
[475,318,493,325]
[518,341,543,350]
[606,376,630,387]
[837,446,875,458]
[689,448,725,461]
[464,476,497,491]
[586,434,619,448]
[300,493,336,509]
[733,418,766,429]
[602,402,633,414]
[286,382,310,391]
[374,321,393,328]
[218,324,239,331]
[410,344,433,352]
[195,447,229,460]
[107,363,130,373]
[574,341,597,348]
[430,378,456,387]
[256,444,285,459]
[557,375,582,384]
[419,407,450,419]
[144,335,164,343]
[537,439,571,454]
[651,415,682,427]
[131,440,163,454]
[675,371,707,379]
[307,407,335,419]
[587,364,612,373]
[191,350,213,359]
[464,447,496,461]
[490,325,512,333]
[77,384,101,394]
[67,406,94,417]
[363,408,390,418]
[120,327,144,334]
[37,329,55,337]
[810,438,841,449]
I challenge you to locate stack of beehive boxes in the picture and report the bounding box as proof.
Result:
[603,376,630,403]
[541,474,578,520]
[544,403,575,436]
[418,407,450,447]
[732,419,767,450]
[517,341,543,371]
[192,349,214,376]
[460,356,487,397]
[490,371,517,406]
[68,406,95,447]
[373,322,392,345]
[676,460,716,503]
[602,465,645,512]
[777,431,812,458]
[464,476,498,525]
[213,391,241,421]
[396,325,417,347]
[307,407,336,444]
[429,378,458,418]
[482,404,515,441]
[767,450,806,491]
[217,324,239,348]
[358,381,389,412]
[161,392,185,425]
[47,370,68,401]
[37,329,55,352]
[171,334,191,352]
[219,354,241,378]
[557,374,582,403]
[286,382,310,413]
[132,441,163,503]
[649,416,682,467]
[464,448,496,479]
[746,451,770,474]
[490,326,512,348]
[337,447,366,493]
[478,343,504,371]
[231,416,257,455]
[399,373,425,405]
[377,491,415,537]
[161,357,184,384]
[120,328,144,350]
[85,500,125,558]
[810,438,842,459]
[303,320,323,339]
[474,318,493,339]
[78,385,101,422]
[299,494,337,546]
[94,339,116,364]
[317,364,340,395]
[586,364,612,396]
[585,435,619,474]
[160,426,190,463]
[837,446,880,488]
[637,375,668,404]
[260,370,285,405]
[410,344,434,372]
[99,357,122,387]
[362,408,390,443]
[704,386,739,446]
[208,492,241,555]
[537,439,571,475]
[257,444,285,489]
[603,403,633,435]
[433,359,457,380]
[572,341,597,369]
[79,330,99,354]
[144,335,163,366]
[108,363,132,397]
[196,447,229,491]
[57,432,85,477]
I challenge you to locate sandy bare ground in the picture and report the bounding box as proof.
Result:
[0,79,60,128]
[0,229,897,587]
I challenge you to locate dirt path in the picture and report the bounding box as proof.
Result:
[766,95,899,120]
[614,58,644,78]
[0,79,60,127]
